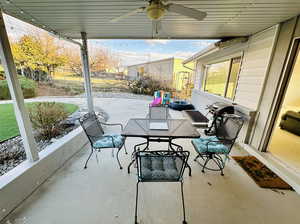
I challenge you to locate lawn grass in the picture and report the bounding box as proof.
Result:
[53,76,128,91]
[0,102,78,142]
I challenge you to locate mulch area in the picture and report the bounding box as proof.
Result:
[233,156,293,190]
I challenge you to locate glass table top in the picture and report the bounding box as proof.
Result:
[122,118,200,139]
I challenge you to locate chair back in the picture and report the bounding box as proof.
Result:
[148,105,169,120]
[136,151,190,182]
[216,114,244,143]
[79,112,104,145]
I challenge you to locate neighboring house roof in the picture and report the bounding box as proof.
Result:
[126,57,187,68]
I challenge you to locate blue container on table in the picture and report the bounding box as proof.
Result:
[154,91,161,99]
[162,92,171,105]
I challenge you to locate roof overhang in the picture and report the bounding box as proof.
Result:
[0,0,299,41]
[183,36,249,64]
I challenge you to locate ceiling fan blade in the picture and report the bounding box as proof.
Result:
[166,3,207,21]
[110,7,146,23]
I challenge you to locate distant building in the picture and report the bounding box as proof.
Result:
[127,57,193,91]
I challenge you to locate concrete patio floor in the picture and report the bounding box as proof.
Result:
[2,97,300,224]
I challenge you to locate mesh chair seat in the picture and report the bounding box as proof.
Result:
[140,156,181,181]
[192,136,230,154]
[93,134,125,149]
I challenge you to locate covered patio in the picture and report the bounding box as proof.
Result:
[3,97,300,224]
[1,0,300,223]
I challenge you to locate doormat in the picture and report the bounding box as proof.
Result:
[232,156,293,190]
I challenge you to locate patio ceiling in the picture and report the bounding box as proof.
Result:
[0,0,300,40]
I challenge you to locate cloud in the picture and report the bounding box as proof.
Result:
[192,40,218,49]
[144,39,170,46]
[115,50,195,67]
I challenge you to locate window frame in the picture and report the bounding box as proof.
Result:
[202,54,243,100]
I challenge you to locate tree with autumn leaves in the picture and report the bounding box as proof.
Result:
[9,31,120,81]
[64,44,121,76]
[11,33,67,81]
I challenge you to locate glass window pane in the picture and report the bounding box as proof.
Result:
[226,57,241,99]
[204,60,230,96]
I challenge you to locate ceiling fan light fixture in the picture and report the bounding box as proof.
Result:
[146,2,165,20]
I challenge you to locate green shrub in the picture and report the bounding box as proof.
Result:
[128,76,173,96]
[28,102,68,140]
[0,76,37,100]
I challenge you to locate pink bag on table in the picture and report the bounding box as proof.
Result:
[150,97,162,106]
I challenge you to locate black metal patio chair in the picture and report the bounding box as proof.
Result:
[134,150,190,224]
[79,112,127,169]
[146,104,171,120]
[192,114,244,175]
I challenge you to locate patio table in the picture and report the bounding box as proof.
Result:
[122,118,200,176]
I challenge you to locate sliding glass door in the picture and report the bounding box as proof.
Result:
[268,41,300,172]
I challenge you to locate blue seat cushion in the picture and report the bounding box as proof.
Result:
[192,136,229,154]
[140,156,180,181]
[93,134,124,148]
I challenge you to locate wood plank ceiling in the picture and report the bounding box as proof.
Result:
[0,0,300,40]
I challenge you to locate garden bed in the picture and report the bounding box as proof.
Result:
[0,104,108,176]
[0,102,78,142]
[0,112,80,176]
[0,124,77,176]
[0,102,79,176]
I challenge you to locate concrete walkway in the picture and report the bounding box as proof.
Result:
[2,97,300,224]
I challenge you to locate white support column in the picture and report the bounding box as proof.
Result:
[0,11,39,162]
[80,32,94,113]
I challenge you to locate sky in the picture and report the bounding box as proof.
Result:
[4,14,218,67]
[93,39,217,66]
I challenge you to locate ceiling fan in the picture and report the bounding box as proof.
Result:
[110,0,207,22]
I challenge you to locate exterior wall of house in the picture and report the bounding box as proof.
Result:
[191,15,300,153]
[172,59,194,91]
[234,27,278,110]
[191,25,278,143]
[127,58,192,90]
[145,58,174,86]
[193,26,277,110]
[127,65,139,80]
[127,58,174,87]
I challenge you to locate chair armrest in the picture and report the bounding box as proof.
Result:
[99,121,124,131]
